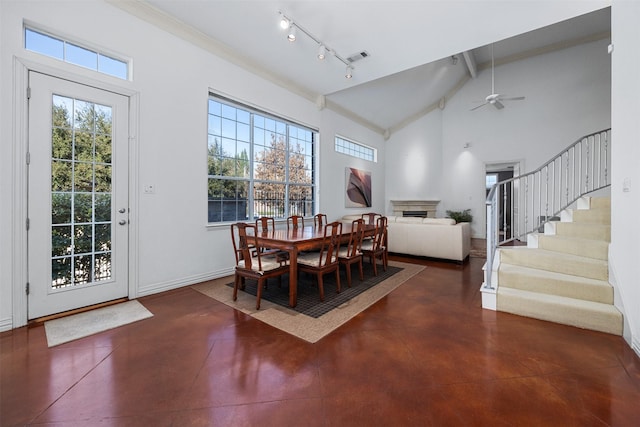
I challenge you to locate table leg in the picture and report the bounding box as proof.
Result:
[289,247,298,307]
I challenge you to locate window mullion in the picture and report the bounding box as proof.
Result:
[248,114,255,220]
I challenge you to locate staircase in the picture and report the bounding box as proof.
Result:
[494,196,622,335]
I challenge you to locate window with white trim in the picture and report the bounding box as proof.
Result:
[335,135,376,162]
[207,95,317,223]
[24,27,129,80]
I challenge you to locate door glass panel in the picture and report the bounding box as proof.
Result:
[50,95,113,289]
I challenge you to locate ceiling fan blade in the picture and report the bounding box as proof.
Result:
[493,100,505,109]
[470,102,488,111]
[502,96,525,101]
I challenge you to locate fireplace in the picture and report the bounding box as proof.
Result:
[402,210,429,217]
[390,200,440,218]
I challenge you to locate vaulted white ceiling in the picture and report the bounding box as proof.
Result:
[113,1,610,136]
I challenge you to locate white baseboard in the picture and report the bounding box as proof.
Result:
[0,317,13,332]
[137,267,234,297]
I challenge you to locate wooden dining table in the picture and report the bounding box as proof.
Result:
[254,222,372,308]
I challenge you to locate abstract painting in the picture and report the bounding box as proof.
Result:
[345,167,372,208]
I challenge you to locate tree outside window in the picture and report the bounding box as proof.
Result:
[207,97,316,223]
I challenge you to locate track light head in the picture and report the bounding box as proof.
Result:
[279,17,290,30]
[287,25,296,42]
[345,66,353,79]
[317,45,326,60]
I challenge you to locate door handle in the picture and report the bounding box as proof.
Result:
[118,208,126,213]
[118,220,127,225]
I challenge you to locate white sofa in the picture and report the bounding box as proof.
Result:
[341,215,471,262]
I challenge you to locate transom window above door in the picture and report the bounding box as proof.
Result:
[24,26,129,80]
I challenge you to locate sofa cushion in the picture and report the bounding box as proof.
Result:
[395,217,424,224]
[423,218,456,225]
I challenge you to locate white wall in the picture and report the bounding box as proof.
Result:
[610,0,640,354]
[0,0,384,329]
[387,39,611,238]
[318,109,386,221]
[384,110,443,214]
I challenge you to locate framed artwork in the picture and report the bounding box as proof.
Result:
[345,167,372,208]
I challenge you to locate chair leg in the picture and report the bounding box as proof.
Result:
[256,278,263,310]
[335,268,341,294]
[358,258,364,281]
[372,256,378,276]
[233,274,239,301]
[317,274,325,301]
[345,263,352,287]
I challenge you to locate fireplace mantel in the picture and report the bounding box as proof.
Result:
[390,200,440,217]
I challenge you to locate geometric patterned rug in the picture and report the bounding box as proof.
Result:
[192,260,424,343]
[226,263,402,318]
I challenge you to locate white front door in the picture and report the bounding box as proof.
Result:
[27,72,130,319]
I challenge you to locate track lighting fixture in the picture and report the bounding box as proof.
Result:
[287,25,296,42]
[317,45,326,60]
[278,10,357,79]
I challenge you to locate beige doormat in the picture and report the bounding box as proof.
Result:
[192,261,424,343]
[44,300,153,347]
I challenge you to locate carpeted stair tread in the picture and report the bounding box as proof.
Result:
[587,196,611,210]
[498,263,613,304]
[497,287,622,335]
[536,234,609,260]
[545,221,610,241]
[563,207,610,225]
[499,247,608,281]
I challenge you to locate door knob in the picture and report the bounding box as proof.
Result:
[118,208,126,213]
[118,220,127,225]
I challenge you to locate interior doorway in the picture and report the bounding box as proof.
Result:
[485,161,520,237]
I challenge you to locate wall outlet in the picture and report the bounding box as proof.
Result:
[143,184,155,194]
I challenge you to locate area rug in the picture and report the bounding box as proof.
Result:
[192,260,424,343]
[44,300,153,347]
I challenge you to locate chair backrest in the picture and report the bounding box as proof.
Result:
[371,216,388,250]
[230,222,261,270]
[345,218,365,257]
[314,213,327,228]
[361,212,380,226]
[315,221,342,267]
[287,215,305,229]
[255,216,276,233]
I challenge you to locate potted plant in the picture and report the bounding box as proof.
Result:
[446,209,473,223]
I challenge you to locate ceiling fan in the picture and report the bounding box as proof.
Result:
[471,44,525,111]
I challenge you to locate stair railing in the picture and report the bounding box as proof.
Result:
[484,129,611,290]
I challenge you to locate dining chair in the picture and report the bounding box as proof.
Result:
[255,216,276,233]
[296,221,342,301]
[338,218,365,287]
[287,215,305,229]
[361,216,388,276]
[313,213,327,228]
[361,212,380,226]
[254,216,288,261]
[230,222,289,310]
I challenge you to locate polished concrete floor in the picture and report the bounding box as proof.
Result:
[1,256,639,426]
